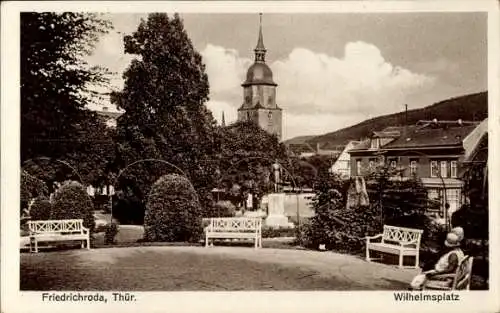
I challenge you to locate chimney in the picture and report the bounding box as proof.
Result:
[316,142,320,153]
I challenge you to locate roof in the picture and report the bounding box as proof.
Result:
[242,62,277,86]
[384,125,477,149]
[373,126,405,138]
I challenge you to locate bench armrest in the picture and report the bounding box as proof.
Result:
[82,226,89,234]
[365,234,383,242]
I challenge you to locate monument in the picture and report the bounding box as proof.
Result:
[265,161,293,228]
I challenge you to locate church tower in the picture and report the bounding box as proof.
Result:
[237,14,282,141]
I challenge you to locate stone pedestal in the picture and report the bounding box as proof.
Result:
[265,193,290,228]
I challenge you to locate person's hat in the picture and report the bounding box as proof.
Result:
[451,227,465,241]
[444,232,461,248]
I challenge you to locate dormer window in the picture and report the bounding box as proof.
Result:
[370,138,380,149]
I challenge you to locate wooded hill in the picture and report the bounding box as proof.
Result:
[286,92,487,149]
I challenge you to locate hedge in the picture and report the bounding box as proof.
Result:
[51,181,95,232]
[144,174,202,242]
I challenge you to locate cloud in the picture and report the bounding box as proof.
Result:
[201,41,435,138]
[205,100,238,126]
[201,44,252,100]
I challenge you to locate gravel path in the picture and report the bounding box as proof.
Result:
[21,246,418,291]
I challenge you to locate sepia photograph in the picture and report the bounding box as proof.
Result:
[2,1,499,313]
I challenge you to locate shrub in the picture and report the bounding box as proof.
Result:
[51,181,95,232]
[104,223,119,245]
[29,198,53,220]
[144,174,202,242]
[261,226,295,238]
[205,200,236,218]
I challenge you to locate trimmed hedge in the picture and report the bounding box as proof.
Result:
[29,198,52,220]
[144,174,202,242]
[51,181,95,232]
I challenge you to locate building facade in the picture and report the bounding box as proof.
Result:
[237,16,283,140]
[329,140,361,179]
[348,119,487,223]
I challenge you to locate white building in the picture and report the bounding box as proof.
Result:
[329,140,362,179]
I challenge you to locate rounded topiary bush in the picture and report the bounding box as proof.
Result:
[29,198,53,220]
[51,181,95,232]
[144,174,202,242]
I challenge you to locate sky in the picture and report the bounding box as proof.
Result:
[85,12,487,140]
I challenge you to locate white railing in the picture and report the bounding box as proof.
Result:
[28,219,86,234]
[205,217,262,248]
[208,217,262,233]
[382,225,423,245]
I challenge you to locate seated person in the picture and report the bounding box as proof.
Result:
[410,229,465,290]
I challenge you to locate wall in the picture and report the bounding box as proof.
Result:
[283,193,315,219]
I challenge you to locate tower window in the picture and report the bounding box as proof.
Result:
[247,112,250,120]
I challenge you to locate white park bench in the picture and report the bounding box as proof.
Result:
[27,219,90,253]
[205,217,262,249]
[365,225,423,268]
[423,255,474,290]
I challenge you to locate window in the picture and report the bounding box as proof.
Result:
[389,159,397,169]
[451,161,458,178]
[430,161,439,178]
[446,188,461,215]
[410,159,418,176]
[427,189,444,217]
[356,159,362,175]
[268,111,272,119]
[440,160,448,178]
[370,138,380,149]
[369,158,376,171]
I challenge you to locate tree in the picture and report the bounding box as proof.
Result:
[51,181,95,232]
[144,174,202,242]
[111,13,218,219]
[217,121,288,210]
[21,12,114,185]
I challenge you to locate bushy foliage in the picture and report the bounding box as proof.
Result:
[29,198,53,221]
[262,226,295,238]
[218,121,288,209]
[20,171,48,216]
[104,222,119,245]
[112,192,145,225]
[144,174,202,242]
[51,181,95,232]
[204,200,236,218]
[21,13,115,186]
[299,165,434,255]
[112,13,219,220]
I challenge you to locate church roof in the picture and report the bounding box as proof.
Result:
[242,63,277,86]
[242,14,277,87]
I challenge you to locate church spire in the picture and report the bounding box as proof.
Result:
[254,13,266,63]
[221,111,226,127]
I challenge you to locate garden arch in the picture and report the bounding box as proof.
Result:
[110,158,195,224]
[217,156,306,227]
[21,157,92,221]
